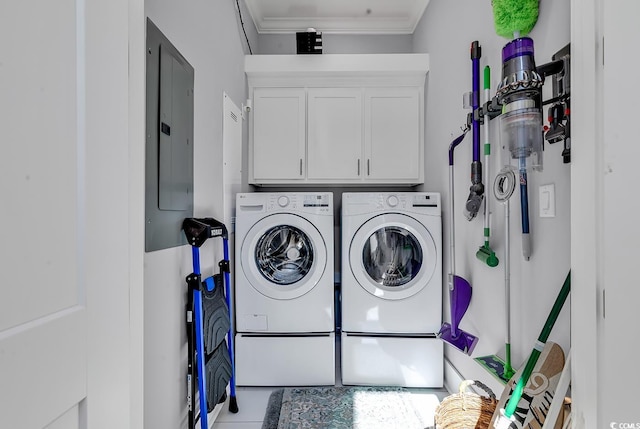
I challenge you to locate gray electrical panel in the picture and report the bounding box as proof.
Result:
[145,19,194,251]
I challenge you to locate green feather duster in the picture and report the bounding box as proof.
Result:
[492,0,539,38]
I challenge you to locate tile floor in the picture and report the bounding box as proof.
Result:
[213,336,450,428]
[212,385,449,428]
[213,387,276,429]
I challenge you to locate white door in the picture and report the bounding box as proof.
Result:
[223,93,243,232]
[364,87,422,182]
[307,88,363,180]
[601,0,640,424]
[1,1,87,428]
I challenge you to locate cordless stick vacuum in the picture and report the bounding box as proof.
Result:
[496,37,543,262]
[493,0,543,262]
[437,130,479,355]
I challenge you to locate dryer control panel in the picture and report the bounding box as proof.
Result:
[343,192,440,216]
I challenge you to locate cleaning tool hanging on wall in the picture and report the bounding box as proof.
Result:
[495,167,517,381]
[437,129,479,356]
[491,0,539,39]
[496,37,543,261]
[475,167,518,383]
[491,271,570,429]
[476,66,499,268]
[464,41,485,222]
[492,0,541,261]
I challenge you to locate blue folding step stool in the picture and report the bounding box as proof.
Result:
[183,217,238,429]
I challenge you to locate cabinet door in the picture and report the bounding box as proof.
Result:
[252,87,306,181]
[364,88,422,182]
[307,88,363,180]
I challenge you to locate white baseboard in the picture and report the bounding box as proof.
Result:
[443,356,464,395]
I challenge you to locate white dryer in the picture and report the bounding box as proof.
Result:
[340,192,443,387]
[234,192,335,386]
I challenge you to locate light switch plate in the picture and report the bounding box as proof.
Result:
[539,183,556,217]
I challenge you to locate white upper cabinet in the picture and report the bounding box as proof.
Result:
[252,87,306,181]
[245,54,428,186]
[365,87,421,182]
[307,88,363,181]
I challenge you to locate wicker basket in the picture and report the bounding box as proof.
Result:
[434,380,498,429]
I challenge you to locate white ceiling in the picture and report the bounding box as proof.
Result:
[243,0,431,35]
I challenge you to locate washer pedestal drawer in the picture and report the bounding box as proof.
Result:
[341,332,443,388]
[235,333,335,386]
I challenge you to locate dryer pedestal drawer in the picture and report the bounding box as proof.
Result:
[235,333,335,386]
[341,332,443,388]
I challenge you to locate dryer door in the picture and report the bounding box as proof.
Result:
[349,213,437,300]
[241,213,327,300]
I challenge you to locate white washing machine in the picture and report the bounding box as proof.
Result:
[341,192,443,387]
[234,192,335,386]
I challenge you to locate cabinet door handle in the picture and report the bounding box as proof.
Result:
[300,159,303,176]
[357,159,360,176]
[367,159,370,176]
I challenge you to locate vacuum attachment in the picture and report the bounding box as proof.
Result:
[491,0,539,39]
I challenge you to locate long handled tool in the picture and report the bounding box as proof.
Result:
[493,271,571,429]
[496,168,516,381]
[475,166,517,382]
[438,130,479,355]
[465,41,485,222]
[476,65,499,267]
[492,0,541,262]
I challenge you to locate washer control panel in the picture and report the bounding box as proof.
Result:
[277,196,290,207]
[266,193,332,214]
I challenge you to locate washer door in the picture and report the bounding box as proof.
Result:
[241,213,327,300]
[349,213,437,300]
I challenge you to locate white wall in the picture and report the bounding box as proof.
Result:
[143,1,250,427]
[413,0,571,392]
